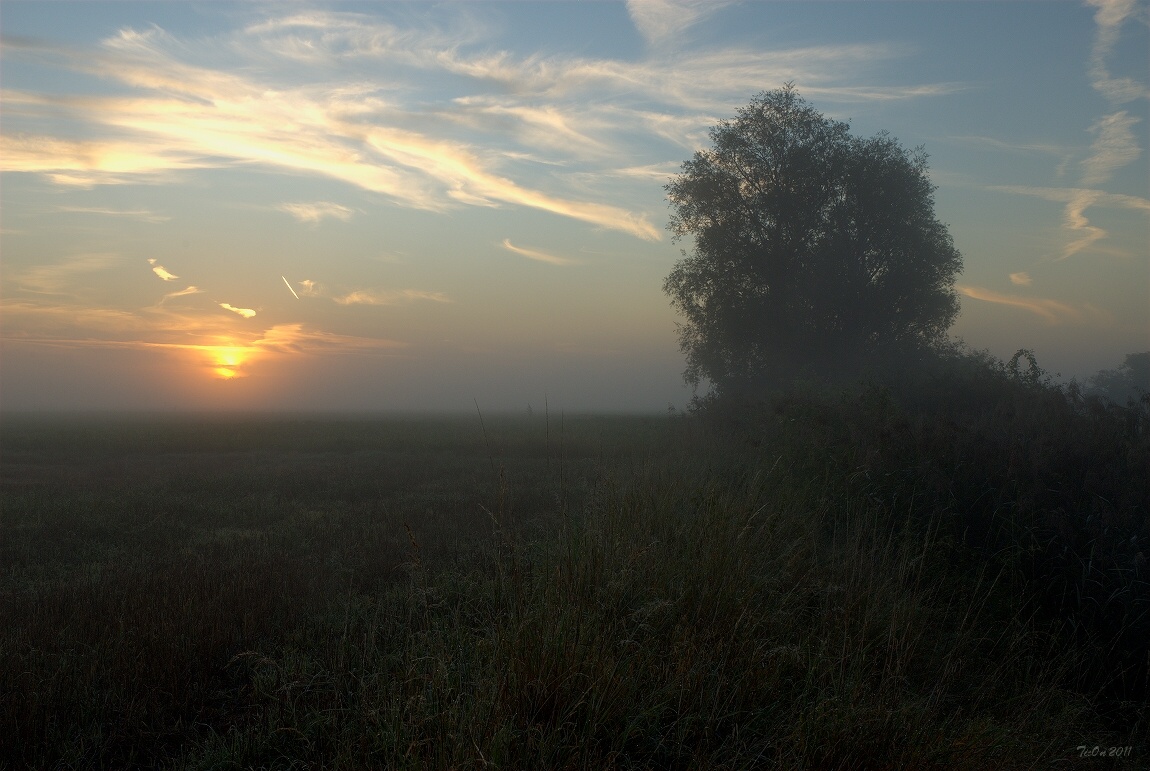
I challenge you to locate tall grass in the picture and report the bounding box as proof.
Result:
[172,457,1106,769]
[1,403,1144,768]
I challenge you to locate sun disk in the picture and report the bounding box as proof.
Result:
[203,344,254,379]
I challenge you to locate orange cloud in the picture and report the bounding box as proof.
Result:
[957,285,1112,326]
[0,126,210,186]
[0,308,407,382]
[4,58,659,238]
[161,286,201,303]
[990,186,1150,261]
[501,238,580,266]
[333,289,451,305]
[1,9,966,245]
[333,291,386,306]
[219,303,256,319]
[251,323,407,354]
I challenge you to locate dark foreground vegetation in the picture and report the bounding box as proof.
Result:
[2,350,1147,769]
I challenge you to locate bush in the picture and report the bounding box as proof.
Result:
[700,345,1150,722]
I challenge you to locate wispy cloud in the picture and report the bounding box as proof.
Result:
[434,40,947,113]
[252,323,406,354]
[1,320,406,384]
[160,285,200,303]
[1009,272,1032,286]
[1,29,660,239]
[990,185,1150,260]
[1080,111,1142,185]
[333,289,451,305]
[450,97,609,158]
[332,291,380,306]
[0,300,153,334]
[1,299,404,356]
[0,125,210,186]
[211,321,407,378]
[16,253,120,294]
[219,302,256,318]
[607,162,687,182]
[957,285,1112,325]
[989,186,1150,210]
[55,205,170,223]
[1085,0,1148,104]
[358,123,660,238]
[1061,190,1111,260]
[627,0,736,47]
[290,278,449,305]
[397,289,451,303]
[988,2,1147,267]
[240,11,469,66]
[279,201,355,224]
[945,135,1069,157]
[0,11,956,242]
[501,238,580,266]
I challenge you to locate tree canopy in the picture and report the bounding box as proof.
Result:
[664,86,962,396]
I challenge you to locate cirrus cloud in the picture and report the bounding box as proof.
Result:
[1085,0,1148,104]
[279,201,355,224]
[626,0,733,46]
[990,185,1150,260]
[1080,111,1142,186]
[333,288,451,305]
[501,238,580,266]
[958,285,1113,326]
[0,8,959,244]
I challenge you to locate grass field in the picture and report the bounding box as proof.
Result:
[1,391,1145,769]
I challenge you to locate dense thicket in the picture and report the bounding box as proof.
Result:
[703,345,1150,723]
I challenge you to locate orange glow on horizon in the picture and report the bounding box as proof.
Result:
[203,343,257,380]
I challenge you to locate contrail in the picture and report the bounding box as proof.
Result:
[282,275,300,299]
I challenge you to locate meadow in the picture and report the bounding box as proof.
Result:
[1,365,1146,769]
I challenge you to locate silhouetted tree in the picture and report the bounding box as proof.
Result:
[664,86,962,396]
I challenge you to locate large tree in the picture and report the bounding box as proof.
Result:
[664,86,962,395]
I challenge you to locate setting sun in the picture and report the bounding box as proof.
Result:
[205,344,254,380]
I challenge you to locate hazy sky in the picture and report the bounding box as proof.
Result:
[2,1,1147,412]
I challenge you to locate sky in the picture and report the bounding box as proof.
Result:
[1,0,1147,412]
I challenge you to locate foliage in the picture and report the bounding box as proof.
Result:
[703,344,1150,726]
[664,85,962,396]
